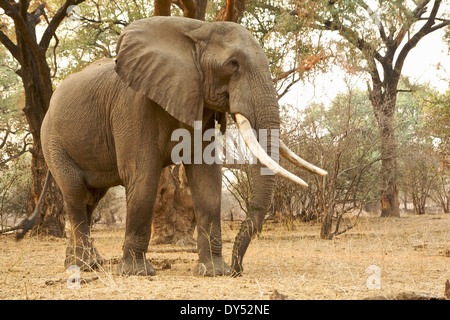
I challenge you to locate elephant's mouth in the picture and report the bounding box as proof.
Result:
[234,113,327,187]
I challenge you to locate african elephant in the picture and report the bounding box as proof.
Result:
[23,16,326,276]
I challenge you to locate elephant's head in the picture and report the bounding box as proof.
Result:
[114,16,326,275]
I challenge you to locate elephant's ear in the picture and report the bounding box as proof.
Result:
[115,17,207,126]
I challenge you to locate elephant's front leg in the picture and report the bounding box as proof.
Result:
[118,169,162,276]
[184,163,231,276]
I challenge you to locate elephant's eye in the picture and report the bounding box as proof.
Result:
[226,58,239,74]
[229,59,239,70]
[220,58,239,78]
[229,59,239,68]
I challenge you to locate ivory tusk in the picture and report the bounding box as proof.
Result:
[235,113,309,188]
[279,141,328,176]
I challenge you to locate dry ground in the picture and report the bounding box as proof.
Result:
[0,214,448,300]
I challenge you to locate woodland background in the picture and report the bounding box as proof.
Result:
[0,0,449,242]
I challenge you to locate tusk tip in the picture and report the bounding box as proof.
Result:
[293,177,309,188]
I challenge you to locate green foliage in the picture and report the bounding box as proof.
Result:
[48,0,157,83]
[395,82,449,214]
[275,88,381,226]
[395,79,449,156]
[0,154,31,228]
[239,1,331,97]
[420,90,450,154]
[0,48,31,169]
[1,0,448,224]
[0,47,32,227]
[276,76,448,221]
[0,48,21,118]
[445,25,450,53]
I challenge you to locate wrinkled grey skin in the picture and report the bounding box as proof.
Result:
[42,16,279,276]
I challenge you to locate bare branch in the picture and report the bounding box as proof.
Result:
[0,30,20,61]
[19,0,29,21]
[277,75,301,100]
[0,0,17,14]
[0,124,11,150]
[418,17,450,22]
[393,0,444,80]
[51,34,59,78]
[318,19,385,65]
[272,68,296,83]
[356,0,388,43]
[222,169,249,214]
[29,3,45,27]
[428,20,450,33]
[215,0,246,22]
[180,0,196,18]
[0,132,32,167]
[40,0,87,51]
[172,0,185,11]
[389,0,430,51]
[412,0,432,19]
[0,0,41,56]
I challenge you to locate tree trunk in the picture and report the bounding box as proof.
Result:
[151,165,196,246]
[378,118,400,218]
[320,207,333,239]
[0,0,79,238]
[370,85,400,218]
[17,29,66,237]
[28,141,65,237]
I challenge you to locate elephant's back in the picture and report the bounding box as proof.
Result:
[53,58,121,101]
[48,59,127,121]
[43,59,125,180]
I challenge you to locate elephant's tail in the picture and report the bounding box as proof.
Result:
[15,170,52,240]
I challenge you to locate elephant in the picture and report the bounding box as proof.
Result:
[18,16,326,276]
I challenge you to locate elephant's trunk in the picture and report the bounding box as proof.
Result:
[230,110,279,276]
[230,113,327,275]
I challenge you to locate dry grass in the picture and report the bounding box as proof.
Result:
[0,214,448,300]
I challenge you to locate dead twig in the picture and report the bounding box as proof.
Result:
[45,276,99,286]
[269,289,291,300]
[364,291,446,300]
[148,247,197,253]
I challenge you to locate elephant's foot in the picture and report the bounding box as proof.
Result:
[64,239,104,271]
[197,255,231,277]
[117,254,156,276]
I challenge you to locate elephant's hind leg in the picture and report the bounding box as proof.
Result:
[53,170,103,270]
[63,197,101,271]
[64,187,109,270]
[43,136,104,271]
